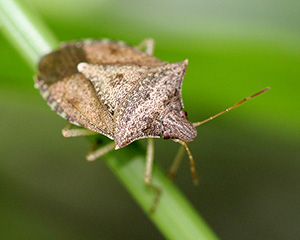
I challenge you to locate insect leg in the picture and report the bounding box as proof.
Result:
[145,138,161,212]
[172,139,199,184]
[62,124,98,137]
[168,145,185,180]
[145,138,154,183]
[137,38,155,55]
[86,141,115,161]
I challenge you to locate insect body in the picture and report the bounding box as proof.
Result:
[36,39,196,147]
[35,38,269,210]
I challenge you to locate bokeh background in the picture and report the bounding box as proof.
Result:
[1,0,300,239]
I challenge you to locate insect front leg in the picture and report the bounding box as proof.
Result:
[145,138,161,212]
[137,38,155,55]
[62,124,98,137]
[172,139,199,184]
[168,145,185,180]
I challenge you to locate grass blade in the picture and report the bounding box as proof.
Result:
[0,1,219,239]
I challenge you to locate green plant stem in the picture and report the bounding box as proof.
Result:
[0,0,57,69]
[0,1,219,239]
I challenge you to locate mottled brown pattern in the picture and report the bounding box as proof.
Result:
[64,74,114,137]
[35,39,197,149]
[78,63,149,113]
[114,61,196,149]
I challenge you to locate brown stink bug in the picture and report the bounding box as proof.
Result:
[34,38,269,210]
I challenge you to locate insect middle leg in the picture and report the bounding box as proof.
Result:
[145,138,161,212]
[138,38,155,55]
[62,124,115,161]
[86,141,115,161]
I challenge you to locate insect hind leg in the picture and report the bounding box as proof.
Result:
[137,38,155,56]
[62,124,98,137]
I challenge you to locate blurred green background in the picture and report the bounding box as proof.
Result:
[1,0,300,239]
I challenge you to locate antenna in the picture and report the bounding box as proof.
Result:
[193,87,270,127]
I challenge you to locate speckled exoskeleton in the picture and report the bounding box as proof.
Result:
[35,38,269,210]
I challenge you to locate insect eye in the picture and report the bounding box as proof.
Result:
[180,110,188,117]
[163,131,170,140]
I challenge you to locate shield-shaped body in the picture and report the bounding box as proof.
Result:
[35,39,197,149]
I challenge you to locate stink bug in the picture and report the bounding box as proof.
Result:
[34,38,269,210]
